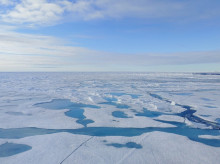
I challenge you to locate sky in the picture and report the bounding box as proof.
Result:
[0,0,220,72]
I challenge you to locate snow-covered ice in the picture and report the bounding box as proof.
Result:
[0,72,220,164]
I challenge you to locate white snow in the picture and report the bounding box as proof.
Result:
[0,72,219,164]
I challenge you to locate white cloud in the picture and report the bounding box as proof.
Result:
[0,27,99,71]
[72,50,220,66]
[0,0,219,26]
[1,0,66,25]
[0,0,14,5]
[1,26,219,72]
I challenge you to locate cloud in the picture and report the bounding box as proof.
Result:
[0,0,220,26]
[0,0,67,26]
[0,26,219,72]
[0,27,98,71]
[0,0,14,5]
[73,50,220,66]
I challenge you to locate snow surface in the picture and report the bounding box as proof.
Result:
[0,72,220,164]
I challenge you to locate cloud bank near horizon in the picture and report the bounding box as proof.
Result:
[0,27,219,72]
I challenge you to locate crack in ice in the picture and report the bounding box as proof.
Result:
[148,92,220,130]
[60,136,94,164]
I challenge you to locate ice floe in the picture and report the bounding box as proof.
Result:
[0,72,219,164]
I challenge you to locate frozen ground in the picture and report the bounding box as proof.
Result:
[0,72,219,164]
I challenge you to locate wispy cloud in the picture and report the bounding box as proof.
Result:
[0,27,97,71]
[73,50,220,66]
[0,26,219,71]
[0,0,219,26]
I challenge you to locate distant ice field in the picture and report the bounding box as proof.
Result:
[0,72,220,164]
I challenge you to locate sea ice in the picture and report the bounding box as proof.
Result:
[0,72,219,164]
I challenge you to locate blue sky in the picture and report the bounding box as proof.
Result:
[0,0,220,72]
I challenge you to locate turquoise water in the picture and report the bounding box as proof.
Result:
[0,142,31,157]
[106,142,142,149]
[35,99,99,127]
[112,111,130,118]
